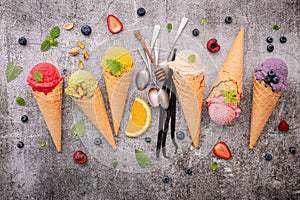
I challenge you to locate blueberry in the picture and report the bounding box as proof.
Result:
[137,8,146,17]
[162,175,170,183]
[81,25,92,36]
[17,141,24,148]
[192,29,199,37]
[94,138,102,145]
[176,131,185,140]
[185,168,192,175]
[21,115,28,122]
[272,76,280,84]
[267,70,276,77]
[145,137,151,143]
[266,36,273,43]
[289,147,296,154]
[225,16,232,24]
[264,153,272,161]
[279,36,287,43]
[264,76,271,83]
[267,44,274,52]
[18,37,27,45]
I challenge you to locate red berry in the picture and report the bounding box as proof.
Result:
[73,150,88,164]
[107,15,123,34]
[207,38,220,53]
[278,120,289,131]
[213,142,232,160]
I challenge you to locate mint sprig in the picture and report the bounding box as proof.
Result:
[220,90,238,104]
[210,162,218,171]
[106,59,124,76]
[135,149,149,168]
[167,23,172,32]
[41,26,60,52]
[188,54,196,63]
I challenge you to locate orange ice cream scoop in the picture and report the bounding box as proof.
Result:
[27,62,63,94]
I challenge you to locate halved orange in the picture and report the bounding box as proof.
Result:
[125,96,151,137]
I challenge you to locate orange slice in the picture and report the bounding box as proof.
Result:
[125,96,151,137]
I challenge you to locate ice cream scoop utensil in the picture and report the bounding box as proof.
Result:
[134,30,167,81]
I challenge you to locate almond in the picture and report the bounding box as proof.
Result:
[64,22,74,30]
[68,48,79,56]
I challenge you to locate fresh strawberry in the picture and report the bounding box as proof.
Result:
[107,15,123,34]
[213,142,232,160]
[74,150,88,164]
[278,120,289,131]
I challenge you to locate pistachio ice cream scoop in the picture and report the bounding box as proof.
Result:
[65,70,98,98]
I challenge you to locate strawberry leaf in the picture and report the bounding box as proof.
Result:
[221,90,239,104]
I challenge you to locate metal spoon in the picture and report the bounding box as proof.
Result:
[134,30,167,81]
[154,39,169,109]
[136,49,150,91]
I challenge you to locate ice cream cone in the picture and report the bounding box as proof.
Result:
[71,85,116,150]
[32,80,63,152]
[104,70,132,136]
[249,76,282,149]
[207,28,244,101]
[172,71,205,148]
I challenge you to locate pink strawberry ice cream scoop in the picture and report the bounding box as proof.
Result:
[27,62,63,94]
[207,95,241,125]
[255,58,288,92]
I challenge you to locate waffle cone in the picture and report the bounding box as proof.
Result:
[249,76,282,149]
[172,72,205,148]
[207,28,244,102]
[32,80,63,152]
[104,70,132,136]
[71,85,116,150]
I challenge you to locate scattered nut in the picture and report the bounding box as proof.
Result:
[83,50,89,60]
[64,22,74,30]
[68,48,79,56]
[78,59,84,69]
[77,41,85,49]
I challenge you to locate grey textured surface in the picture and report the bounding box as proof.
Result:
[0,0,300,199]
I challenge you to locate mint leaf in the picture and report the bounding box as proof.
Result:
[50,26,60,39]
[188,54,196,63]
[16,96,25,106]
[220,90,228,96]
[33,71,43,82]
[200,17,206,25]
[52,40,58,47]
[106,59,124,76]
[220,90,238,104]
[46,36,52,41]
[272,25,280,30]
[71,120,85,137]
[167,23,172,32]
[41,40,51,52]
[6,62,23,83]
[112,160,118,168]
[210,162,218,171]
[135,149,149,168]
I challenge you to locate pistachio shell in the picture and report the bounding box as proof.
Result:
[64,22,74,30]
